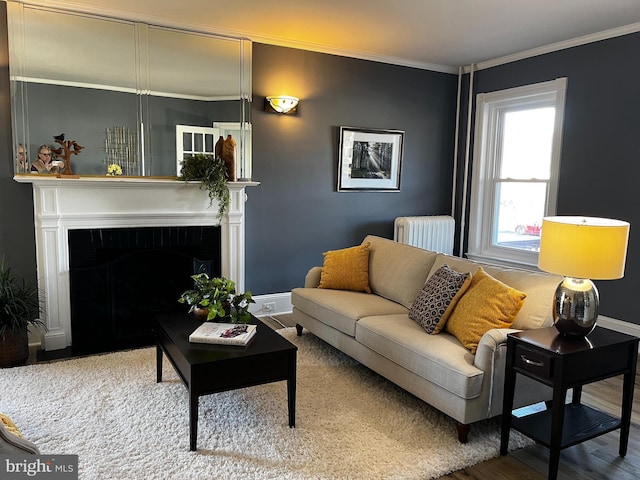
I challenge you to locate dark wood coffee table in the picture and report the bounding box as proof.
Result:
[156,312,297,451]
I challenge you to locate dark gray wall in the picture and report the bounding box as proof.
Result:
[246,44,457,294]
[456,32,640,323]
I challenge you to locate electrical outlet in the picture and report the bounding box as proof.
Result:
[263,302,276,314]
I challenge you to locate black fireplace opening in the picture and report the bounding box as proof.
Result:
[68,226,221,355]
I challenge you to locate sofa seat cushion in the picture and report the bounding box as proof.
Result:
[355,314,484,399]
[292,287,408,337]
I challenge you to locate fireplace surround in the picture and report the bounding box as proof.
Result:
[14,175,257,351]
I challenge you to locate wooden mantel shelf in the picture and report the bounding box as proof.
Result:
[13,174,260,189]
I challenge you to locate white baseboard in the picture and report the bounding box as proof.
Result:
[597,315,640,339]
[249,292,293,318]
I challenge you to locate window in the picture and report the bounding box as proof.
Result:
[467,78,567,267]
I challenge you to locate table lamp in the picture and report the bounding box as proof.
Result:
[538,216,630,336]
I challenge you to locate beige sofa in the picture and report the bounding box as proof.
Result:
[292,235,561,442]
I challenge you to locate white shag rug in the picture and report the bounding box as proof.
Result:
[0,328,531,479]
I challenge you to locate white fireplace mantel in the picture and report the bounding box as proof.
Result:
[14,175,258,351]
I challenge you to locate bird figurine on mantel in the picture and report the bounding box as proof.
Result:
[52,133,84,176]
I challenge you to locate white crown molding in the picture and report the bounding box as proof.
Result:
[244,35,459,74]
[467,22,640,72]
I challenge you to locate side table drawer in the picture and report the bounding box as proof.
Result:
[515,345,553,379]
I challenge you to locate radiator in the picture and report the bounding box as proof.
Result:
[394,216,455,254]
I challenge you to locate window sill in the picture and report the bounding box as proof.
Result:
[465,252,543,273]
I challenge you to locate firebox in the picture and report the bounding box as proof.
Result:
[68,226,220,355]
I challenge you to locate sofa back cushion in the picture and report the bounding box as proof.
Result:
[428,254,562,330]
[363,235,437,308]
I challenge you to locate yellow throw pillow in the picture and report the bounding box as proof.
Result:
[445,267,526,354]
[318,242,371,293]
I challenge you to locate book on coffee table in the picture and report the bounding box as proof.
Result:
[189,322,257,346]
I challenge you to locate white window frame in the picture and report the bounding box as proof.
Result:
[467,78,567,268]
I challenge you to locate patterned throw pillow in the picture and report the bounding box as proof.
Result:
[318,242,371,293]
[409,265,472,334]
[445,267,527,354]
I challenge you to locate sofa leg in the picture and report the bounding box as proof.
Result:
[456,423,470,443]
[295,324,303,336]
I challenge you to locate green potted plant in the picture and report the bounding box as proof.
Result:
[0,258,45,367]
[178,154,230,221]
[178,273,255,323]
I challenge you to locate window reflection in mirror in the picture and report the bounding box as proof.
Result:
[8,3,252,179]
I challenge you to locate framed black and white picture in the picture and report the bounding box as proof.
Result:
[337,126,404,191]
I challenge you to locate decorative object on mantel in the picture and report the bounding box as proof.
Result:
[51,133,84,176]
[178,273,254,323]
[178,153,230,220]
[106,164,123,176]
[215,135,224,158]
[0,258,45,367]
[222,135,237,181]
[105,126,138,175]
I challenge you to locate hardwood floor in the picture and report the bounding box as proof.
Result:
[438,370,640,479]
[277,314,640,479]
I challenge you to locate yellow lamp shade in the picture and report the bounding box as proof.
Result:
[538,216,630,280]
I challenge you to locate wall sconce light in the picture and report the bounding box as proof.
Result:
[264,95,299,114]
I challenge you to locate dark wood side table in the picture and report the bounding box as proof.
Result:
[500,326,638,480]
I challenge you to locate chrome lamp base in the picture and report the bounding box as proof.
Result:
[553,277,599,336]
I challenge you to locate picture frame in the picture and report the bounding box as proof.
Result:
[338,126,404,191]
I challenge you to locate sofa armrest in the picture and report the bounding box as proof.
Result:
[473,328,521,418]
[304,266,323,288]
[474,328,520,371]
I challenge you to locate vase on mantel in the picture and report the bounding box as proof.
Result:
[222,135,237,182]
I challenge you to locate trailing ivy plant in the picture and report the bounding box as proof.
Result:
[178,154,230,221]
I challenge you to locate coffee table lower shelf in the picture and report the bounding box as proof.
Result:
[511,403,621,450]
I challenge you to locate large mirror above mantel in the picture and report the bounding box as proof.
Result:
[7,1,252,179]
